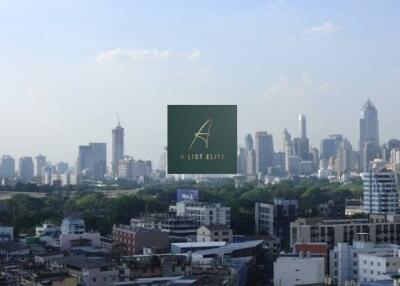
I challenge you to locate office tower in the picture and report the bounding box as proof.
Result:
[112,119,124,177]
[255,131,274,176]
[310,147,319,171]
[359,99,379,171]
[77,143,107,180]
[293,137,309,161]
[283,128,292,153]
[246,149,256,176]
[34,154,47,177]
[335,138,353,175]
[56,161,69,174]
[0,155,15,178]
[237,147,246,174]
[299,113,307,139]
[18,156,34,179]
[320,137,337,160]
[244,134,254,151]
[362,168,399,214]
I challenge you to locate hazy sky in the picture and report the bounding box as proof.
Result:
[1,0,400,167]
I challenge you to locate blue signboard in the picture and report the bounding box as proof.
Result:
[177,189,199,202]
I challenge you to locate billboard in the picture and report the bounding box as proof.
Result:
[167,105,237,174]
[177,189,199,202]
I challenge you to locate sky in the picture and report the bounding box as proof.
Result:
[1,0,400,167]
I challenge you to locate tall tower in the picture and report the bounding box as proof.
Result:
[299,113,307,139]
[359,99,379,171]
[255,131,274,176]
[112,115,125,177]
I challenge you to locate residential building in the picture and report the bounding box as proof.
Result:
[170,202,231,227]
[273,253,325,286]
[130,213,199,238]
[112,224,169,255]
[197,225,233,243]
[0,226,13,242]
[34,154,47,177]
[255,199,298,250]
[61,218,85,235]
[360,99,380,172]
[362,167,399,214]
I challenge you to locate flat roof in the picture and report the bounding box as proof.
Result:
[171,241,226,248]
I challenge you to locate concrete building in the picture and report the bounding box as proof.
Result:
[197,225,233,243]
[112,224,169,255]
[49,256,118,286]
[273,253,325,286]
[290,214,400,249]
[59,232,101,251]
[255,199,298,249]
[170,241,226,254]
[362,168,399,214]
[329,233,400,286]
[358,250,400,283]
[35,223,60,237]
[118,156,152,181]
[18,156,34,179]
[61,218,85,235]
[169,202,231,227]
[130,214,198,238]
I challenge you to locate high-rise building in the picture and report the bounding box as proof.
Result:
[0,155,15,178]
[18,157,34,179]
[362,168,399,214]
[237,147,246,174]
[293,137,309,161]
[255,131,274,176]
[336,138,353,175]
[112,119,124,177]
[244,134,254,151]
[56,161,69,174]
[118,156,152,181]
[34,154,47,177]
[320,137,337,161]
[299,113,307,139]
[77,143,107,180]
[359,99,380,172]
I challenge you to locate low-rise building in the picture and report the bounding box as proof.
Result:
[0,226,13,242]
[169,202,231,227]
[196,225,233,243]
[273,253,325,286]
[112,224,169,256]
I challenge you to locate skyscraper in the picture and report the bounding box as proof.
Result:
[112,118,124,177]
[299,113,307,139]
[77,143,107,180]
[359,99,379,171]
[0,155,15,178]
[34,154,47,177]
[255,131,274,176]
[244,134,254,151]
[18,157,34,179]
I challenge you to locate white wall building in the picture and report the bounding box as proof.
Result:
[358,251,400,283]
[362,168,399,214]
[273,253,325,286]
[61,217,85,235]
[169,202,231,227]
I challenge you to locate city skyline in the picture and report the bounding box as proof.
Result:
[1,1,400,165]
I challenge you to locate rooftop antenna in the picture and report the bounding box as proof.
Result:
[116,112,121,127]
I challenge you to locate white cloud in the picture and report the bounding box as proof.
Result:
[264,73,335,98]
[305,21,339,35]
[95,48,200,64]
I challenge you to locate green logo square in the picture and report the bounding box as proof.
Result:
[168,105,237,174]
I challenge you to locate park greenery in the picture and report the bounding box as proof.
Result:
[0,177,363,236]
